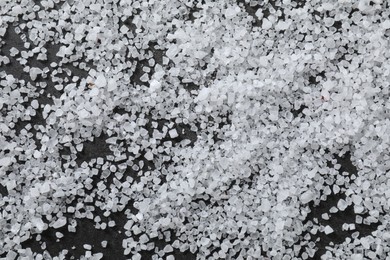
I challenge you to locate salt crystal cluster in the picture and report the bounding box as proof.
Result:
[1,0,390,259]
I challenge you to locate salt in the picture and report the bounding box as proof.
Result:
[324,225,334,235]
[52,217,67,229]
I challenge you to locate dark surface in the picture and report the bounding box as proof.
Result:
[0,3,382,260]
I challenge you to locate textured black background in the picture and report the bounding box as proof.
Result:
[0,1,380,259]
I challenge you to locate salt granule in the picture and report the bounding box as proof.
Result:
[168,129,178,138]
[2,1,390,259]
[324,226,334,235]
[144,151,153,161]
[0,157,12,167]
[52,217,67,229]
[95,74,107,88]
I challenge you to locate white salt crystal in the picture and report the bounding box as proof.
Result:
[262,18,272,30]
[83,244,92,250]
[166,45,179,59]
[149,79,161,91]
[12,5,23,15]
[259,56,268,67]
[30,67,42,81]
[275,219,285,232]
[56,232,64,238]
[255,9,263,19]
[198,87,210,101]
[101,241,107,248]
[55,109,64,117]
[6,250,17,260]
[93,253,103,260]
[132,254,141,260]
[33,150,42,158]
[321,3,334,10]
[160,217,171,226]
[163,245,173,253]
[78,109,90,118]
[95,74,107,87]
[120,25,129,34]
[30,187,40,197]
[53,217,67,228]
[144,151,153,161]
[40,182,50,194]
[276,20,291,31]
[225,6,240,18]
[89,87,100,97]
[260,199,271,212]
[166,255,175,260]
[351,254,363,260]
[140,73,149,82]
[323,225,333,234]
[9,47,19,57]
[360,237,371,249]
[6,180,16,191]
[169,129,178,138]
[200,237,210,246]
[362,181,370,190]
[321,213,329,220]
[337,199,348,211]
[139,234,149,244]
[382,20,390,29]
[107,78,117,91]
[32,218,45,231]
[31,100,39,109]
